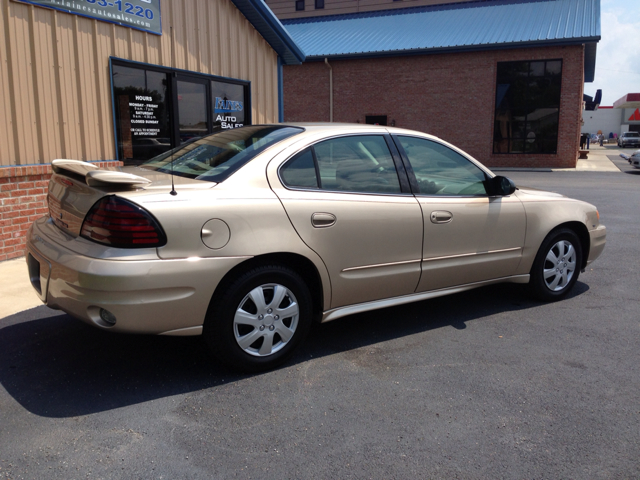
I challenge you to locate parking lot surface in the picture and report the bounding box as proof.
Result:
[1,168,639,479]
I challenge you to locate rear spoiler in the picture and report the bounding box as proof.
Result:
[51,159,151,187]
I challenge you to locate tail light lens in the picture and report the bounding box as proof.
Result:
[81,196,167,248]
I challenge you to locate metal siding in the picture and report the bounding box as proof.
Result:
[207,0,221,75]
[55,12,83,159]
[197,0,210,74]
[0,0,17,166]
[9,2,38,163]
[0,0,279,166]
[229,5,242,80]
[283,0,601,58]
[31,7,62,163]
[218,0,232,77]
[96,21,116,159]
[184,1,200,72]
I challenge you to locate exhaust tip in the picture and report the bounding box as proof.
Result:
[99,308,117,326]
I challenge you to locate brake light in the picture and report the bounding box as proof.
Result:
[80,196,167,248]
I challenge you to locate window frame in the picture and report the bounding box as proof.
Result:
[493,59,563,155]
[277,133,413,196]
[391,134,494,198]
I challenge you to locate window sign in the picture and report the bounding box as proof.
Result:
[111,59,251,165]
[11,0,162,35]
[212,81,246,129]
[113,64,170,164]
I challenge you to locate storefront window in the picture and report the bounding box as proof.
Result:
[111,59,250,165]
[212,81,246,130]
[113,65,171,164]
[177,80,209,143]
[493,60,562,154]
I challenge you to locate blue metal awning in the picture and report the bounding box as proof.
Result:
[282,0,599,79]
[230,0,305,65]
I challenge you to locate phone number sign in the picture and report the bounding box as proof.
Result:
[12,0,162,35]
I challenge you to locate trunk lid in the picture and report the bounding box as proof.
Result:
[47,160,215,237]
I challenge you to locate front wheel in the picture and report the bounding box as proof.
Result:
[529,228,583,302]
[204,265,313,372]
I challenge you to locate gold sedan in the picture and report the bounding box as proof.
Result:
[25,124,606,372]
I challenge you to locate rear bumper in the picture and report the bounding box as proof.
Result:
[26,217,248,335]
[587,224,606,266]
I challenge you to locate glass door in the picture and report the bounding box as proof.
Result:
[175,76,211,144]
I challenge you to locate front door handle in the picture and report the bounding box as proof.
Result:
[430,211,452,224]
[311,213,336,228]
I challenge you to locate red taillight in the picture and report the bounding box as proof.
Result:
[80,196,167,248]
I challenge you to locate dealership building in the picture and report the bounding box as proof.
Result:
[269,0,601,169]
[0,0,304,261]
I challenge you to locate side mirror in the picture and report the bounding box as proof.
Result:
[485,175,516,196]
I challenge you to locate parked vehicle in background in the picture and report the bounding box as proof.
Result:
[618,132,640,148]
[620,149,640,168]
[25,124,607,372]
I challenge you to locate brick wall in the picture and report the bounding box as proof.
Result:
[0,162,123,262]
[283,45,585,169]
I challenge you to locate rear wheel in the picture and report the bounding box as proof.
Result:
[529,228,582,302]
[204,265,313,372]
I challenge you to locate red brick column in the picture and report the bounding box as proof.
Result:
[0,162,123,262]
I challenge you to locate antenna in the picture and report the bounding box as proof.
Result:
[169,40,177,197]
[170,150,177,196]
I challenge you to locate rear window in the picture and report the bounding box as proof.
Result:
[140,126,304,183]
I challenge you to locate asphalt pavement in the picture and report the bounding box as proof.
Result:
[1,145,639,479]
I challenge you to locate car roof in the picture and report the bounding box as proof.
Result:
[280,122,435,138]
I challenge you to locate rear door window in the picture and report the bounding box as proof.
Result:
[281,135,403,194]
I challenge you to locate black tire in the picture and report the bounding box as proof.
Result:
[204,265,313,373]
[529,228,583,302]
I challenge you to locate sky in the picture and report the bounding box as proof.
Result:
[584,0,640,105]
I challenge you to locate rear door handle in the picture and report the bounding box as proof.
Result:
[430,211,452,224]
[311,213,336,228]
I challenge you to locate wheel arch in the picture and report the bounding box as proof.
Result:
[544,221,590,270]
[209,252,326,322]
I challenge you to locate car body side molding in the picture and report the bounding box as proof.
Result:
[320,274,530,323]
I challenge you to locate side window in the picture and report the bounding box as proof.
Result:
[280,148,319,189]
[397,136,488,195]
[313,136,401,194]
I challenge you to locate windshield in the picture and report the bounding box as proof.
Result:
[624,132,640,137]
[140,126,304,183]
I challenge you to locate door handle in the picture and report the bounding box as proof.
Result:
[311,213,336,228]
[430,211,452,224]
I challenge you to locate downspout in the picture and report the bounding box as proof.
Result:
[325,58,333,122]
[277,56,284,122]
